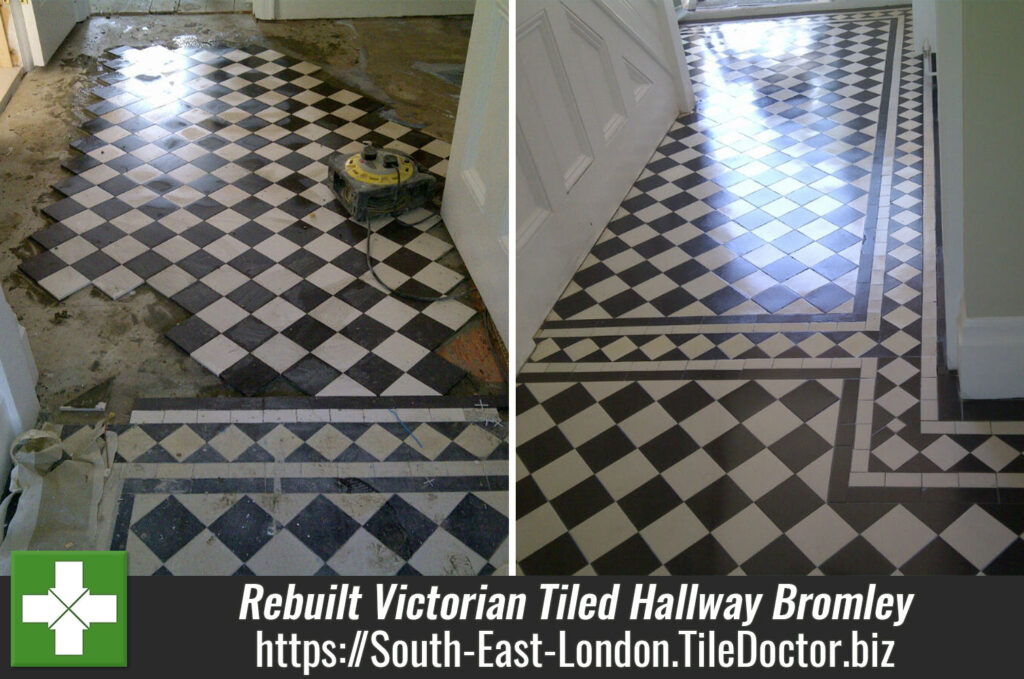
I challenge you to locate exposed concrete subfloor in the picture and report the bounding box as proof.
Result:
[0,14,504,420]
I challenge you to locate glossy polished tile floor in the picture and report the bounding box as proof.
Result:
[517,9,1024,575]
[20,45,475,397]
[81,396,508,575]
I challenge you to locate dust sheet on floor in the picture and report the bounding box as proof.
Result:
[0,424,114,572]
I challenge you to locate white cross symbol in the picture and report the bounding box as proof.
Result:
[21,561,118,656]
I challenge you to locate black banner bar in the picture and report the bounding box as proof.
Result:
[3,577,1020,676]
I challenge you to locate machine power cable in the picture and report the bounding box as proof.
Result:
[360,150,475,304]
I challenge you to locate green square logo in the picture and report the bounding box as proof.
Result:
[10,551,127,667]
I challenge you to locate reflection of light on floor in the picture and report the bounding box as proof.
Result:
[694,19,821,164]
[118,46,193,103]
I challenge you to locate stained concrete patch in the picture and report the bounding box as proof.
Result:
[414,62,465,88]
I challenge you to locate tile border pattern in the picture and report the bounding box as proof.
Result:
[521,9,1024,493]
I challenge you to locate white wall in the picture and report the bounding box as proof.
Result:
[935,0,962,370]
[253,0,474,20]
[911,0,937,53]
[953,0,1024,398]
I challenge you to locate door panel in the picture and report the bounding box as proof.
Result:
[442,0,510,346]
[516,0,692,366]
[23,0,77,66]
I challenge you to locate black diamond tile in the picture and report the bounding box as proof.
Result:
[718,382,776,420]
[224,316,277,352]
[769,425,831,472]
[664,535,736,575]
[441,494,507,558]
[686,476,752,530]
[541,383,597,422]
[780,381,840,421]
[221,355,279,396]
[342,314,392,350]
[125,250,172,278]
[704,425,764,471]
[171,282,221,314]
[741,535,816,575]
[519,533,588,575]
[550,476,612,529]
[281,354,341,395]
[178,250,223,278]
[618,477,683,530]
[166,316,220,354]
[599,383,656,422]
[19,251,67,282]
[229,249,275,277]
[640,426,700,471]
[591,534,661,575]
[285,494,361,561]
[407,353,465,394]
[363,496,437,561]
[576,426,636,472]
[227,280,275,312]
[756,476,824,532]
[81,223,126,249]
[398,314,451,350]
[208,496,278,562]
[282,315,335,351]
[131,496,205,562]
[517,427,573,472]
[72,251,119,278]
[346,352,404,394]
[281,280,331,313]
[658,382,714,421]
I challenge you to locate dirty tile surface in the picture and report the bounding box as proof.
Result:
[22,45,476,397]
[517,9,1024,575]
[64,396,509,575]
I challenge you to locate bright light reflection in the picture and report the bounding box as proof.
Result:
[693,18,822,163]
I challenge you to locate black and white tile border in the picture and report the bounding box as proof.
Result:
[78,395,509,575]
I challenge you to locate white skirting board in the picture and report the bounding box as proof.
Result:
[958,313,1024,399]
[253,0,475,20]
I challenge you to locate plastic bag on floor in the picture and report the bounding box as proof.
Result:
[0,424,114,574]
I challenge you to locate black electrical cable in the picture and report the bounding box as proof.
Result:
[362,150,474,303]
[345,146,507,379]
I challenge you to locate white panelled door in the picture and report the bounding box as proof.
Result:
[443,0,510,346]
[20,0,80,67]
[516,0,693,367]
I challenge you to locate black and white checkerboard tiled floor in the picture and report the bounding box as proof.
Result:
[72,396,508,575]
[20,45,475,397]
[517,9,1024,575]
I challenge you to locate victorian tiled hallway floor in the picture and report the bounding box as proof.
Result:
[517,8,1024,575]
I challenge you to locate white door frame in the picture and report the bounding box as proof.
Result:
[6,0,89,71]
[442,0,509,346]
